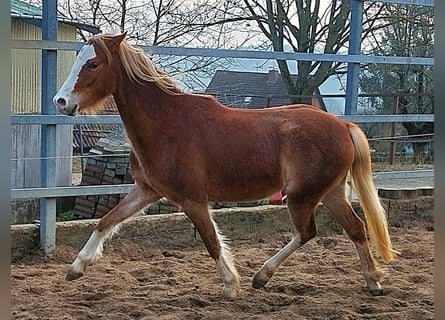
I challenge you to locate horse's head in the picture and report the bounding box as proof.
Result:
[53,33,126,115]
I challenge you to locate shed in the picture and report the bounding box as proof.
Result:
[11,0,100,188]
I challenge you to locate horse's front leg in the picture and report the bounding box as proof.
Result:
[182,200,241,299]
[66,183,161,281]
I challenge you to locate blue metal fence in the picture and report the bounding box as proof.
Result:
[11,0,434,253]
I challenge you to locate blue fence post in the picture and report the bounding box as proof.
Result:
[40,0,58,254]
[345,0,364,115]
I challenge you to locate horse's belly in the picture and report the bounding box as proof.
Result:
[206,169,282,202]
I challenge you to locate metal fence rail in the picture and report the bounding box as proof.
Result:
[11,114,435,125]
[11,170,434,200]
[11,39,434,66]
[11,184,134,200]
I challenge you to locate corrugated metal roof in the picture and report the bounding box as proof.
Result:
[11,0,42,16]
[11,0,101,34]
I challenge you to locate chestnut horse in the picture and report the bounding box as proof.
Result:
[53,33,397,299]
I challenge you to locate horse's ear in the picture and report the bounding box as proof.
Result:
[113,32,127,45]
[104,32,127,53]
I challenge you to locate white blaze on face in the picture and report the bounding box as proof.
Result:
[53,44,96,113]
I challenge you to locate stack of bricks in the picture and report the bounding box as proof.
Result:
[73,137,133,219]
[145,197,181,214]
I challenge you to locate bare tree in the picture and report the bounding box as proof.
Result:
[242,0,386,105]
[55,0,259,91]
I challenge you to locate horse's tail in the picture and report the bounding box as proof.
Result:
[348,123,398,263]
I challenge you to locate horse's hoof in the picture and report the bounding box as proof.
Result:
[222,286,238,300]
[252,273,269,289]
[65,270,83,281]
[369,287,384,296]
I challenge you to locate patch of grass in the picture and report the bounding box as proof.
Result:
[57,210,76,222]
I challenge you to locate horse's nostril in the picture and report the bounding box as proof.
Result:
[57,98,66,107]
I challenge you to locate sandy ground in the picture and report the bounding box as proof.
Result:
[11,218,433,320]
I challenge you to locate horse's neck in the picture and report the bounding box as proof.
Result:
[112,83,175,150]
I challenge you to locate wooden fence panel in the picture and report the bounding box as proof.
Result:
[11,124,73,188]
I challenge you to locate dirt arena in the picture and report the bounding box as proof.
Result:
[11,220,433,320]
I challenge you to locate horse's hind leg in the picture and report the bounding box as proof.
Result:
[252,194,318,289]
[182,200,240,299]
[66,183,161,281]
[322,179,385,295]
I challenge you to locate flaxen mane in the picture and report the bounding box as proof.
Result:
[92,34,182,95]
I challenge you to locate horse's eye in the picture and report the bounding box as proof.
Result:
[88,62,98,69]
